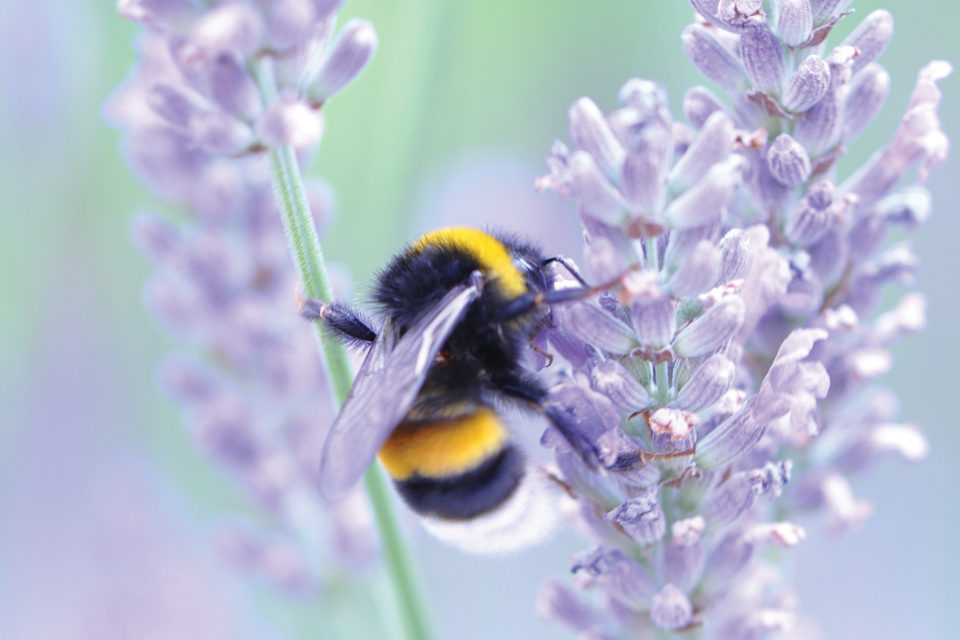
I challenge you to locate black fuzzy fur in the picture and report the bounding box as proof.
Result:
[394,445,526,520]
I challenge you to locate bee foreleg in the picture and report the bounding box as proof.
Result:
[299,299,378,346]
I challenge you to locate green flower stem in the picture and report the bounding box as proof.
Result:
[257,58,436,640]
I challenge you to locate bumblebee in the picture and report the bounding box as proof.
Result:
[301,227,601,552]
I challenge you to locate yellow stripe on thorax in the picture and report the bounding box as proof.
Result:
[378,409,509,480]
[411,227,527,298]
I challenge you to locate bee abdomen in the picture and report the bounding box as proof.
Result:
[394,446,525,520]
[377,409,524,520]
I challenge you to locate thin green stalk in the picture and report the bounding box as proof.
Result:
[257,58,436,640]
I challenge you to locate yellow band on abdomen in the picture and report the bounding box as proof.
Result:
[378,409,509,480]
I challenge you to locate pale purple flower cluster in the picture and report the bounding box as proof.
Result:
[535,0,947,636]
[106,0,378,593]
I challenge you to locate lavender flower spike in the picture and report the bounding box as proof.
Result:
[536,5,944,635]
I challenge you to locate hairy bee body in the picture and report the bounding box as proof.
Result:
[307,227,580,551]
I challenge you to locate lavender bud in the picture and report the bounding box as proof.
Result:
[570,546,658,603]
[267,0,318,50]
[567,151,629,225]
[590,360,651,413]
[623,271,676,349]
[660,517,706,591]
[669,111,736,192]
[673,122,697,158]
[118,0,198,31]
[305,19,377,104]
[701,532,754,588]
[847,212,885,263]
[191,109,255,155]
[682,24,750,92]
[133,213,181,263]
[716,228,750,283]
[207,52,261,121]
[547,383,622,449]
[781,55,830,113]
[704,460,792,524]
[675,355,735,411]
[777,0,814,47]
[696,395,790,469]
[663,226,713,277]
[683,86,734,130]
[553,299,640,355]
[844,64,891,144]
[569,97,627,182]
[793,46,856,157]
[536,579,597,633]
[666,240,722,297]
[878,185,932,227]
[584,235,628,284]
[812,0,851,25]
[767,134,812,187]
[257,94,324,148]
[309,0,345,19]
[664,155,746,229]
[689,0,724,23]
[738,22,787,93]
[842,10,894,77]
[148,82,204,129]
[785,192,836,247]
[604,486,666,545]
[672,295,745,358]
[650,584,693,631]
[183,1,265,62]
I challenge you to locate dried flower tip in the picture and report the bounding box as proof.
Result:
[649,407,701,440]
[777,0,814,47]
[305,19,377,105]
[604,486,666,545]
[257,93,324,148]
[672,516,706,543]
[781,55,831,113]
[675,354,735,411]
[768,133,812,187]
[746,522,807,547]
[738,22,787,93]
[682,24,750,92]
[650,584,693,631]
[842,9,894,77]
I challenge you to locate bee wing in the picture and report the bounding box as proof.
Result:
[318,272,484,499]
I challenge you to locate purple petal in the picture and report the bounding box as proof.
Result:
[841,9,894,77]
[305,19,377,104]
[682,24,750,92]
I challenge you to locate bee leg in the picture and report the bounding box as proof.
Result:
[299,299,378,346]
[496,371,602,468]
[541,255,589,287]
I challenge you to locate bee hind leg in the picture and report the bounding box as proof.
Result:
[299,299,378,346]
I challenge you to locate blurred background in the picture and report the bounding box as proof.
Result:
[0,0,957,638]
